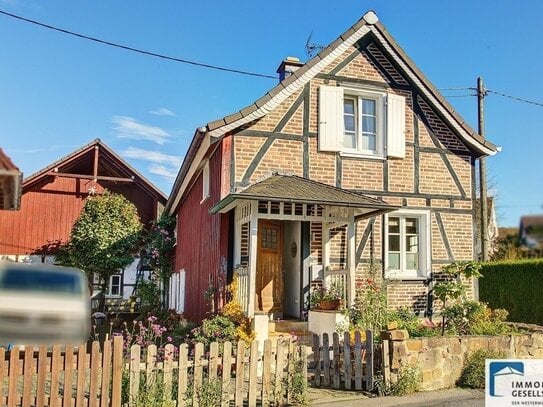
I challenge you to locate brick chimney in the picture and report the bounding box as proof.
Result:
[276,57,304,82]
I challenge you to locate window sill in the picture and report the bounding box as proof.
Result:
[340,152,385,160]
[385,275,429,282]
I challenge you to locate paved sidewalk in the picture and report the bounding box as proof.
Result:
[308,387,484,406]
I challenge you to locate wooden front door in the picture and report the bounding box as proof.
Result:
[256,220,283,313]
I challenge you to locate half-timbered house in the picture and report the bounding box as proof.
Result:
[165,11,499,331]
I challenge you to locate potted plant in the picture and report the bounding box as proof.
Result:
[310,285,343,310]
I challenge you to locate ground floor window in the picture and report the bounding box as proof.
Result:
[385,210,430,279]
[108,274,122,297]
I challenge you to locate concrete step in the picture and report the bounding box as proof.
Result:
[268,320,309,333]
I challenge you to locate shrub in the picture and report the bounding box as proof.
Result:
[376,364,421,396]
[480,259,543,325]
[189,314,238,346]
[387,307,440,337]
[443,301,512,336]
[459,349,506,389]
[346,279,389,332]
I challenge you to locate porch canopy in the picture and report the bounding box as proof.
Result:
[211,174,399,317]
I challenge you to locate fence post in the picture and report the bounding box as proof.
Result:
[354,331,362,390]
[312,334,321,387]
[322,333,330,387]
[332,333,340,389]
[111,335,123,407]
[365,330,374,391]
[382,339,390,388]
[235,340,246,407]
[222,341,233,407]
[130,345,141,404]
[177,343,189,407]
[344,332,352,390]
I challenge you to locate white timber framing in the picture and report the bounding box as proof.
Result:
[233,198,360,317]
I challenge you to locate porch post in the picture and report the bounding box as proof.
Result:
[247,200,259,318]
[322,206,331,287]
[347,208,356,306]
[233,206,241,267]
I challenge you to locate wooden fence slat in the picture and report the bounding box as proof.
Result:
[0,348,5,407]
[332,333,340,389]
[322,333,330,387]
[234,340,245,407]
[274,338,285,405]
[111,336,123,407]
[164,343,174,402]
[89,342,100,407]
[193,342,204,407]
[344,332,352,390]
[50,345,61,407]
[221,341,233,407]
[365,330,374,391]
[248,340,258,407]
[63,345,74,407]
[261,340,272,406]
[76,344,86,407]
[209,342,219,381]
[146,344,157,387]
[129,345,141,404]
[354,331,363,390]
[300,345,308,389]
[7,347,19,407]
[22,346,34,407]
[36,346,47,407]
[100,340,112,407]
[286,339,295,405]
[312,334,321,387]
[177,344,188,407]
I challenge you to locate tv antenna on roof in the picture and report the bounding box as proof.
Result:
[305,31,325,58]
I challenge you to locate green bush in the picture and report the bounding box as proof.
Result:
[480,260,543,324]
[443,301,512,336]
[459,349,506,389]
[376,364,422,396]
[387,308,440,337]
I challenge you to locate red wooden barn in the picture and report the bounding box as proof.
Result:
[0,139,167,296]
[0,148,22,211]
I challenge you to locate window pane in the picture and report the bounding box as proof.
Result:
[362,134,376,151]
[362,99,376,116]
[388,217,400,233]
[343,133,356,149]
[388,253,400,270]
[344,99,355,114]
[406,253,418,270]
[406,235,418,252]
[362,116,376,133]
[405,218,418,234]
[389,235,400,252]
[344,115,355,132]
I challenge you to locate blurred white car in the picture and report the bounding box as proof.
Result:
[0,261,91,346]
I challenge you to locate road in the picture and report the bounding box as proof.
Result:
[311,388,484,406]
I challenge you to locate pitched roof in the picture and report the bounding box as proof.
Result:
[24,139,167,202]
[0,148,19,172]
[210,173,398,215]
[166,10,498,214]
[520,215,543,230]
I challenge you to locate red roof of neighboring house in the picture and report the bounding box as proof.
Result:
[0,148,19,171]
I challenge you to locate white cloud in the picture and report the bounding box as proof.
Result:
[148,164,177,182]
[112,116,170,145]
[122,147,183,168]
[149,107,176,117]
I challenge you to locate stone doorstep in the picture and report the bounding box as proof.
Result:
[269,320,309,333]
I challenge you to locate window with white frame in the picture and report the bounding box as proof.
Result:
[202,161,210,201]
[385,211,430,278]
[108,274,122,297]
[319,85,406,158]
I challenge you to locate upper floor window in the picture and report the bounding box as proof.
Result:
[319,85,406,159]
[385,210,430,279]
[108,274,122,297]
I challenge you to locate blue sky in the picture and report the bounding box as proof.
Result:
[1,1,541,227]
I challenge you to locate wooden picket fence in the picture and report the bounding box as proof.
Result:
[0,335,306,407]
[311,330,375,391]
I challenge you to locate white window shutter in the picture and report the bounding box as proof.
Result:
[177,270,186,313]
[386,93,406,158]
[318,85,343,152]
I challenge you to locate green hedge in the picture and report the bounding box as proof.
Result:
[479,259,543,325]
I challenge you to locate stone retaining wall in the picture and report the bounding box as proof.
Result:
[387,331,543,391]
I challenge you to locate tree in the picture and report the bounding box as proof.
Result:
[57,191,143,297]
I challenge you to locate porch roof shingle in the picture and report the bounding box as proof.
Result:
[210,174,398,215]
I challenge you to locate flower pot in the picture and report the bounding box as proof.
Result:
[318,299,341,310]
